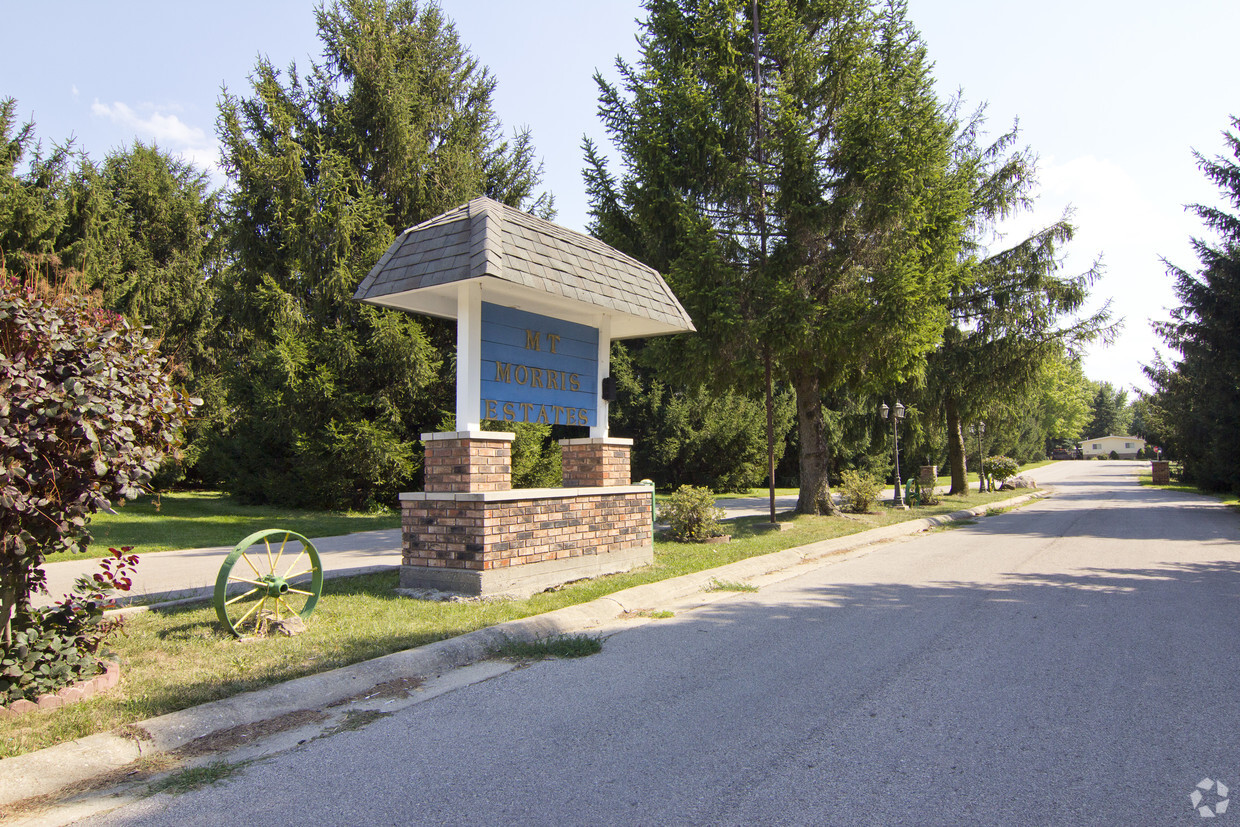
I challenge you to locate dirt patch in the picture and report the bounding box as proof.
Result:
[321,709,392,736]
[175,708,328,758]
[0,753,178,821]
[325,675,424,707]
[116,724,154,744]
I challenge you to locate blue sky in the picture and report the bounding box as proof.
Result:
[5,1,1238,395]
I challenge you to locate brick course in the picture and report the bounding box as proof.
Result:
[401,492,650,572]
[423,433,513,493]
[1151,460,1171,485]
[0,659,119,719]
[561,440,631,487]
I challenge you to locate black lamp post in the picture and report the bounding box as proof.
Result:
[880,400,908,509]
[976,421,987,493]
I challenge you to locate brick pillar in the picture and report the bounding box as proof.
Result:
[422,431,514,493]
[1151,460,1170,485]
[559,437,633,487]
[919,465,938,490]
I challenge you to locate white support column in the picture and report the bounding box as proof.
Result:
[591,314,611,438]
[456,281,482,432]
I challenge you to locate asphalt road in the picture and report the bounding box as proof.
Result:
[82,461,1240,826]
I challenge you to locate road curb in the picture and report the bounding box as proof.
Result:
[0,489,1046,809]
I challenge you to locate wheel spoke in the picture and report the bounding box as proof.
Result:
[240,552,264,580]
[224,587,261,606]
[281,550,307,579]
[216,530,323,638]
[234,597,266,629]
[272,532,290,572]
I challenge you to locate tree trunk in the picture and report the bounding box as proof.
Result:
[794,371,836,515]
[946,396,968,495]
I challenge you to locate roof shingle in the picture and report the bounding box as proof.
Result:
[353,197,694,337]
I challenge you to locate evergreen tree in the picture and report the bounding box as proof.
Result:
[212,0,548,507]
[94,143,224,481]
[586,0,967,513]
[609,342,795,492]
[0,99,114,291]
[925,113,1112,493]
[1148,116,1240,491]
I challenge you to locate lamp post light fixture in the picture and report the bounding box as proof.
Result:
[880,400,908,509]
[976,421,987,493]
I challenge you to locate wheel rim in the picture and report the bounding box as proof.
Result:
[214,529,323,638]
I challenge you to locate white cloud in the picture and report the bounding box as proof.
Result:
[988,154,1195,393]
[91,99,222,180]
[71,84,79,97]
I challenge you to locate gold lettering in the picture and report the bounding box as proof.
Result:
[536,405,549,424]
[566,408,577,426]
[484,399,498,419]
[525,330,540,351]
[548,333,561,354]
[515,365,529,385]
[569,374,580,392]
[519,402,535,421]
[553,405,566,424]
[578,408,588,425]
[546,370,560,391]
[531,368,544,389]
[502,402,516,420]
[494,362,511,383]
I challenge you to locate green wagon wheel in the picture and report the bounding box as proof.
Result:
[214,529,323,638]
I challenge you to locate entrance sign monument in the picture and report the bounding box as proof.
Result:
[354,197,694,596]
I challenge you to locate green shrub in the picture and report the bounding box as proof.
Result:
[915,477,941,507]
[1,279,193,656]
[658,485,725,542]
[1109,449,1120,460]
[983,455,1019,484]
[840,470,884,513]
[0,549,137,703]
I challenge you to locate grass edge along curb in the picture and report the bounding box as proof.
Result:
[0,489,1048,810]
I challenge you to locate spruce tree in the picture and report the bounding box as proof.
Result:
[212,0,548,507]
[586,0,967,513]
[1149,116,1240,491]
[926,113,1112,493]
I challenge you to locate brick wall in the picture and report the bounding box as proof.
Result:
[423,432,513,493]
[401,491,650,572]
[560,438,632,487]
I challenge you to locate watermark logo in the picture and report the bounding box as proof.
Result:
[1191,778,1230,818]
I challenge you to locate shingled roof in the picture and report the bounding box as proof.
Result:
[353,196,694,339]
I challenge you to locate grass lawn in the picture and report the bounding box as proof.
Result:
[650,460,1057,503]
[1138,472,1240,510]
[47,491,401,563]
[2,487,1029,760]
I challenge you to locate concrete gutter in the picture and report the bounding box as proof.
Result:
[0,489,1045,809]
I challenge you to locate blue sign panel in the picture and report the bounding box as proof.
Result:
[479,302,598,426]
